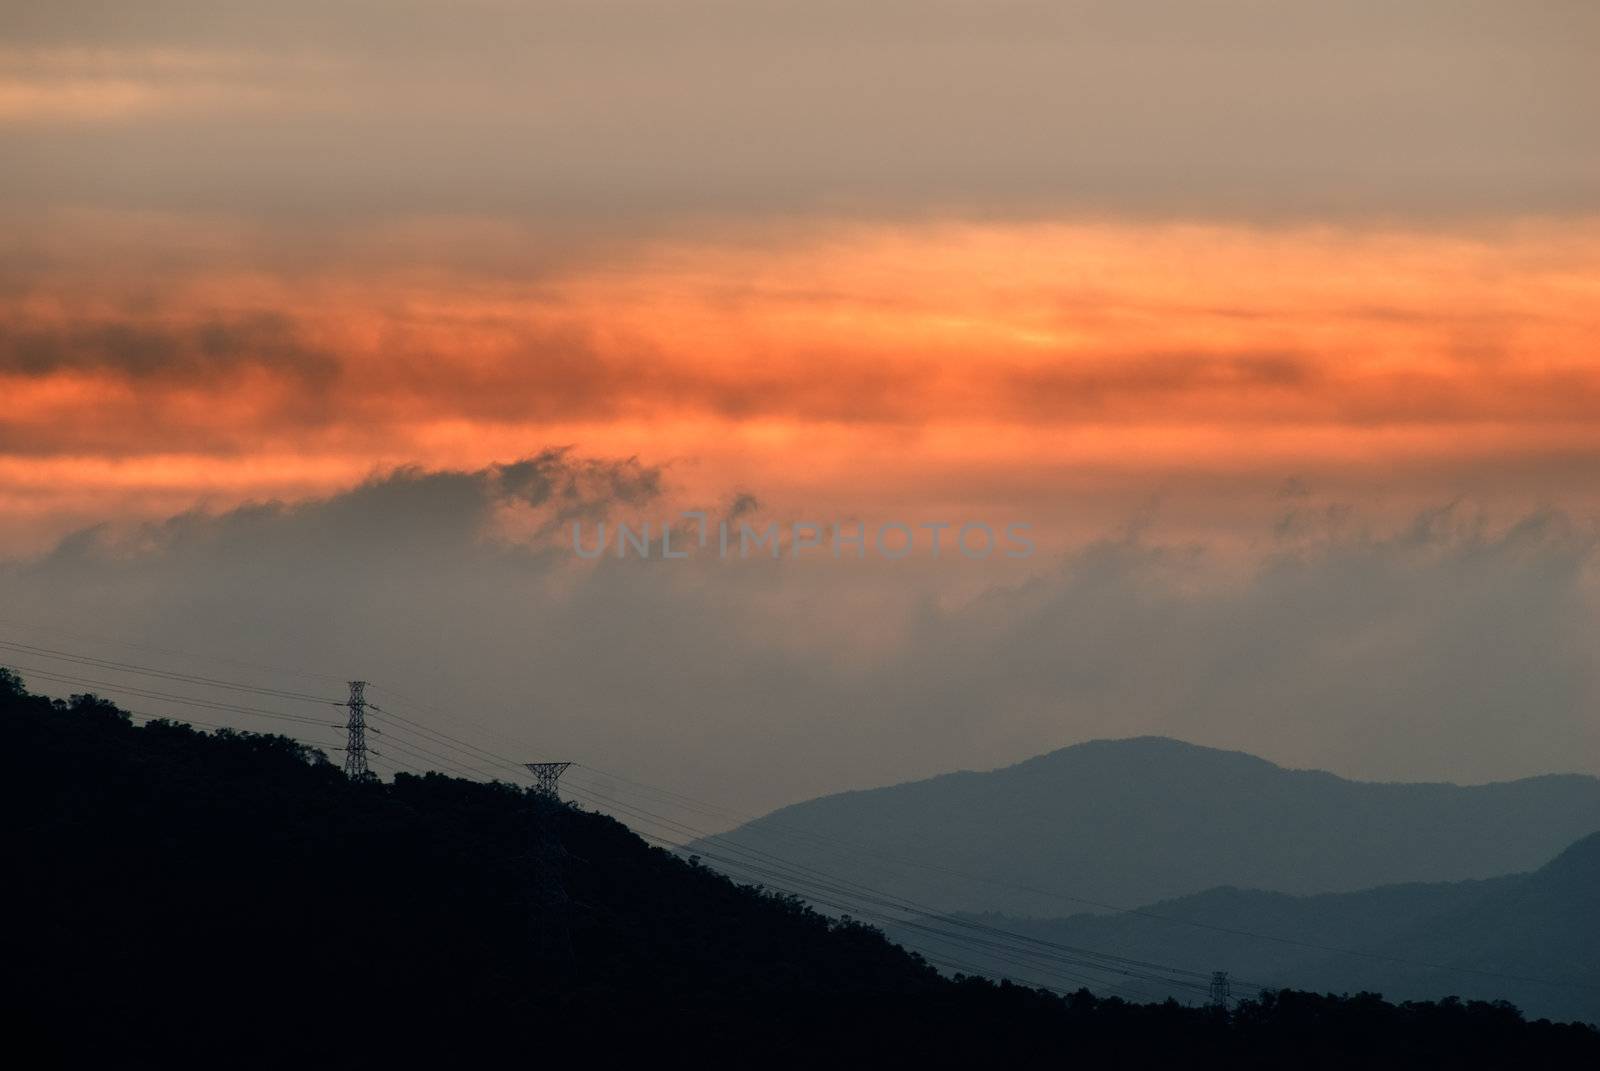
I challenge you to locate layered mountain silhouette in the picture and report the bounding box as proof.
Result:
[698,737,1600,915]
[5,671,1599,1063]
[885,832,1600,1023]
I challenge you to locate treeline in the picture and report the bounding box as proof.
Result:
[2,668,1595,1067]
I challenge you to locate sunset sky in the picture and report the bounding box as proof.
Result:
[2,3,1598,811]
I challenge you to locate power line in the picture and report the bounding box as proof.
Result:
[0,618,347,685]
[562,763,1600,994]
[556,780,1238,996]
[0,652,514,781]
[8,632,1597,999]
[0,638,337,705]
[18,684,1213,1001]
[559,767,1600,997]
[5,663,343,731]
[365,700,531,780]
[33,673,1161,997]
[624,824,1201,1000]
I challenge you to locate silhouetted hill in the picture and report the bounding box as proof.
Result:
[3,672,1597,1067]
[886,834,1600,1023]
[701,737,1600,914]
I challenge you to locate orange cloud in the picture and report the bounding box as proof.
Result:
[2,216,1598,552]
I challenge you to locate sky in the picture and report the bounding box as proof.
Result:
[1,2,1598,816]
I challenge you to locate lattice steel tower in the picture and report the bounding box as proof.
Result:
[343,680,370,778]
[524,761,574,957]
[525,761,572,800]
[1209,970,1232,1009]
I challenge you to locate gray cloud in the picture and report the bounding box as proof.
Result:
[29,448,662,568]
[0,311,338,382]
[1,452,1595,821]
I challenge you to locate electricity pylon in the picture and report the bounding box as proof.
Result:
[1209,970,1232,1009]
[343,680,370,778]
[525,761,573,958]
[525,761,572,800]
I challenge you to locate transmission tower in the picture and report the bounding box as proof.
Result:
[525,761,572,800]
[1209,970,1232,1009]
[343,680,370,778]
[524,762,573,958]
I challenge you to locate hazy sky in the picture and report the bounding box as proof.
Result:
[2,2,1597,814]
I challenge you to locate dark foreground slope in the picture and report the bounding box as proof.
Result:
[702,737,1600,914]
[2,673,1596,1068]
[887,833,1600,1023]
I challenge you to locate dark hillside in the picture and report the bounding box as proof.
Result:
[2,670,1596,1067]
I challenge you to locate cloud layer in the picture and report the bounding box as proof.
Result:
[3,2,1597,219]
[3,217,1598,556]
[3,453,1596,817]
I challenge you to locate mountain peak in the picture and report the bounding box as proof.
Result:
[711,738,1600,917]
[1005,735,1288,778]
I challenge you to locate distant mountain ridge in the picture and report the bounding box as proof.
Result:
[699,737,1600,915]
[886,832,1600,1024]
[7,678,1599,1063]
